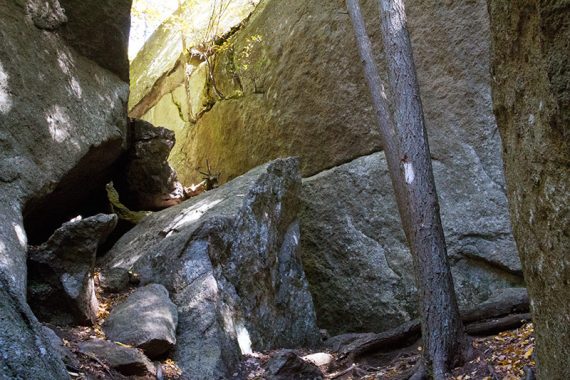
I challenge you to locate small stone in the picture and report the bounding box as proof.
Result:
[103,284,178,358]
[265,350,324,380]
[302,353,334,370]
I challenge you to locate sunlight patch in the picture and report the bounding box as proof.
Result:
[130,0,179,60]
[69,77,82,98]
[0,63,12,114]
[163,198,223,236]
[13,223,27,249]
[46,105,71,143]
[236,322,253,355]
[57,50,74,75]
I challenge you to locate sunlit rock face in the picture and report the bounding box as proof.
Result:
[102,158,320,379]
[488,1,570,378]
[132,0,522,334]
[0,0,130,377]
[128,0,261,180]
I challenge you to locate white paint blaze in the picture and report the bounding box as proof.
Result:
[404,162,415,184]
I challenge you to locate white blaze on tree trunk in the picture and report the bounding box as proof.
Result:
[403,162,415,184]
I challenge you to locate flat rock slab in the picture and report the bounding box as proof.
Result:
[102,158,319,379]
[79,339,155,377]
[103,284,177,359]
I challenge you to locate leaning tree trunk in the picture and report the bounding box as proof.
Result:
[346,0,468,378]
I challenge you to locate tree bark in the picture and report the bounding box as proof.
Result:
[345,0,468,378]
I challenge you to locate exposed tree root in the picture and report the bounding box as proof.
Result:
[466,313,532,336]
[407,361,427,380]
[330,291,530,364]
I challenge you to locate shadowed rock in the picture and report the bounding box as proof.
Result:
[265,350,324,380]
[488,1,570,378]
[79,339,155,376]
[114,119,184,211]
[27,214,117,325]
[99,267,131,293]
[0,0,129,376]
[300,152,523,334]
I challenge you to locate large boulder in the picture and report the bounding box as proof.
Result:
[133,0,508,190]
[0,0,129,377]
[102,158,319,379]
[130,0,520,333]
[128,0,260,175]
[488,0,570,378]
[103,283,178,359]
[300,152,523,334]
[114,119,184,210]
[27,214,117,326]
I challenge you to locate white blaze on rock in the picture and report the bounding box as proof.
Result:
[404,162,415,184]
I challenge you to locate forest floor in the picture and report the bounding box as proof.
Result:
[234,323,535,380]
[55,277,535,380]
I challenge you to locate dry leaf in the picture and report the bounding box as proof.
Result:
[524,347,533,359]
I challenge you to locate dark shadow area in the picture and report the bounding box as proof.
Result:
[23,138,124,245]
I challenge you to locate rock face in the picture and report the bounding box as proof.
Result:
[300,153,523,334]
[103,284,178,359]
[0,282,68,380]
[488,1,570,378]
[128,0,261,178]
[0,0,129,377]
[41,326,81,370]
[133,0,507,187]
[102,158,319,379]
[57,0,132,81]
[79,339,155,377]
[26,0,68,30]
[27,214,117,325]
[114,119,184,210]
[131,0,520,333]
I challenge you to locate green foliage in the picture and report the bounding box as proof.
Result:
[106,182,151,224]
[233,34,267,93]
